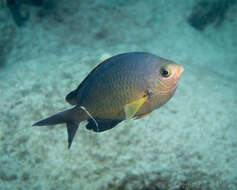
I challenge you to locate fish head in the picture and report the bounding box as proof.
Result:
[147,62,184,109]
[158,63,184,89]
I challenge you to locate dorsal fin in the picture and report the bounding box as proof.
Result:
[66,54,128,105]
[65,59,109,105]
[65,90,78,105]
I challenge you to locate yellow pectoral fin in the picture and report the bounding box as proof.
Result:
[124,96,148,120]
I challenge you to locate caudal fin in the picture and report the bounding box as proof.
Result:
[66,122,79,149]
[33,107,83,149]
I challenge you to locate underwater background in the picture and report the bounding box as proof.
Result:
[0,0,237,189]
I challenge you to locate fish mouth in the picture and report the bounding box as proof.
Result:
[175,65,184,80]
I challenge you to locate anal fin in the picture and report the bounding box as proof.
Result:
[86,118,122,133]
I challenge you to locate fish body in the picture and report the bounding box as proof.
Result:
[33,52,184,148]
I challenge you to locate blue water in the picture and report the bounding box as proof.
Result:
[0,0,237,189]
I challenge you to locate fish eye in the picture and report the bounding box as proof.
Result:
[160,67,171,78]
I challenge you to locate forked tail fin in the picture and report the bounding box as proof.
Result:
[33,106,84,149]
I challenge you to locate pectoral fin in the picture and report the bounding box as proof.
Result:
[124,96,148,120]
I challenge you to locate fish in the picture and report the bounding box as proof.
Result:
[33,52,184,149]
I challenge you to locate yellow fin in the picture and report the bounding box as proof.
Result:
[124,96,148,120]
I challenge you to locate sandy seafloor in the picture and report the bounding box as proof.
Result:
[0,0,237,189]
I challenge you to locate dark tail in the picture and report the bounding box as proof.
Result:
[33,106,85,149]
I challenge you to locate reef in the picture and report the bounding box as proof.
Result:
[4,0,54,27]
[188,0,237,31]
